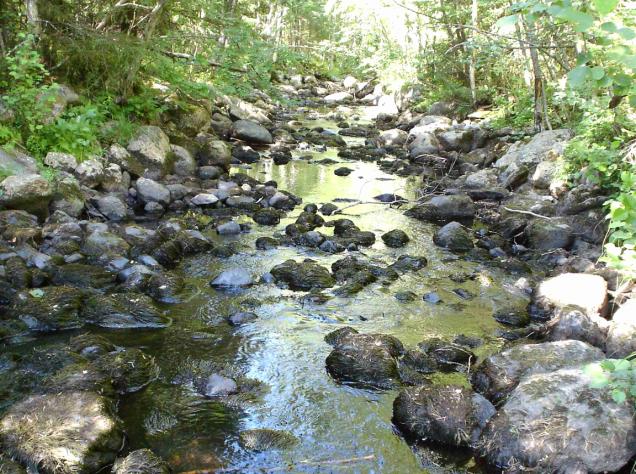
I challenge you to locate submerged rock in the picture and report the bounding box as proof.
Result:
[197,373,238,397]
[82,293,169,329]
[210,269,254,288]
[393,385,495,448]
[480,367,636,473]
[113,449,170,474]
[239,429,298,451]
[270,259,335,291]
[94,348,159,394]
[381,229,410,248]
[0,392,123,473]
[13,286,84,332]
[471,340,604,403]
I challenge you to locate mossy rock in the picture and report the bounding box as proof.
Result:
[94,348,159,394]
[239,429,298,451]
[13,286,85,333]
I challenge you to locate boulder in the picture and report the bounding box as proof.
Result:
[536,273,608,318]
[232,144,260,164]
[223,96,272,125]
[324,92,352,103]
[94,348,158,394]
[525,220,573,250]
[113,449,169,474]
[126,126,173,178]
[252,208,280,226]
[377,129,408,147]
[0,392,123,473]
[405,195,475,223]
[270,259,335,291]
[13,286,84,332]
[197,138,232,171]
[407,128,440,157]
[480,367,636,473]
[44,152,78,173]
[82,230,130,258]
[0,148,38,177]
[494,129,574,169]
[433,221,473,252]
[438,129,473,153]
[191,193,219,206]
[74,159,104,188]
[230,120,273,145]
[547,308,609,349]
[381,229,410,248]
[96,195,127,221]
[0,174,53,219]
[171,145,196,176]
[606,299,636,358]
[471,340,604,403]
[393,385,495,447]
[136,178,170,207]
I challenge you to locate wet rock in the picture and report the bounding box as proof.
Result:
[126,126,173,178]
[535,273,608,318]
[395,291,417,302]
[96,195,127,221]
[547,308,609,349]
[82,293,168,329]
[334,167,353,176]
[50,173,85,218]
[210,269,254,288]
[418,339,476,371]
[217,221,241,235]
[13,286,84,332]
[272,152,291,165]
[197,373,238,397]
[0,392,123,473]
[113,449,170,474]
[270,259,335,291]
[82,230,130,259]
[0,456,26,474]
[191,193,219,206]
[0,174,53,219]
[239,429,298,451]
[492,306,530,327]
[325,328,404,389]
[256,236,279,250]
[433,221,473,252]
[390,255,427,273]
[232,144,260,164]
[393,385,495,448]
[231,120,273,144]
[423,292,441,304]
[381,229,410,248]
[51,263,116,289]
[228,311,258,326]
[68,333,117,360]
[94,348,159,394]
[136,177,170,206]
[198,165,223,180]
[606,299,636,358]
[471,340,604,403]
[480,367,636,473]
[405,195,475,224]
[4,257,31,289]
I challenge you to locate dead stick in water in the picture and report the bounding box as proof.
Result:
[336,200,409,213]
[185,454,376,473]
[501,206,552,220]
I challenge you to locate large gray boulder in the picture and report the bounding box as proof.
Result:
[222,95,272,125]
[126,126,173,178]
[494,129,574,169]
[471,340,604,403]
[407,127,440,157]
[0,392,123,473]
[230,120,273,145]
[433,221,474,252]
[393,385,495,448]
[270,259,335,291]
[196,137,232,171]
[405,195,475,224]
[480,367,636,473]
[0,174,53,219]
[135,178,170,207]
[525,219,573,251]
[0,148,38,176]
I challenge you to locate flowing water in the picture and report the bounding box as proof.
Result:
[7,106,525,473]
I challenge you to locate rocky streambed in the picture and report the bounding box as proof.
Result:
[0,76,635,473]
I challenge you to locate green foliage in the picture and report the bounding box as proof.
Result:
[586,357,636,405]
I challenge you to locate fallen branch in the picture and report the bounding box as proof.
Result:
[335,199,410,213]
[502,206,552,220]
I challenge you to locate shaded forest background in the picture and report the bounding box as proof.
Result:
[0,0,635,273]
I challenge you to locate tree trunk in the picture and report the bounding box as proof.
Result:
[25,0,41,35]
[523,19,551,131]
[468,0,478,105]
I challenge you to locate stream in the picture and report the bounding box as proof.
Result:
[6,104,525,473]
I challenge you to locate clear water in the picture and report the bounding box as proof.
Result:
[5,108,527,473]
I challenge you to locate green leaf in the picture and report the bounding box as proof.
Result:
[557,7,595,32]
[591,66,605,80]
[618,28,636,40]
[630,95,636,107]
[593,0,620,15]
[568,65,591,87]
[495,15,519,29]
[601,21,618,33]
[612,389,627,404]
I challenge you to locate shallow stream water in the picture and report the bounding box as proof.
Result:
[7,106,526,473]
